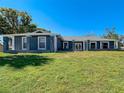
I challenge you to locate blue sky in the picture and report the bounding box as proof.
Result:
[0,0,124,36]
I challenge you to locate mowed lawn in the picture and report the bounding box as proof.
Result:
[0,51,124,93]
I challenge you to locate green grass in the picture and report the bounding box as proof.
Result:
[0,51,124,93]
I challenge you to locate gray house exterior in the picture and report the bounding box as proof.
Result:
[3,30,119,53]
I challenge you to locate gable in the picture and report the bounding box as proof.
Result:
[32,30,51,34]
[33,30,44,33]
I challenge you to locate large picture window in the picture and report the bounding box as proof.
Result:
[38,37,46,50]
[22,37,27,50]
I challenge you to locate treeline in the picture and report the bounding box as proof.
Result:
[0,8,37,34]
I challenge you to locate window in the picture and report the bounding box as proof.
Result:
[90,42,97,49]
[22,37,27,50]
[102,42,108,49]
[63,42,69,49]
[90,42,96,49]
[38,37,46,50]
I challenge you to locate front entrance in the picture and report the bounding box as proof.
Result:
[74,43,82,51]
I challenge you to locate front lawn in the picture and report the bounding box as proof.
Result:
[0,51,124,93]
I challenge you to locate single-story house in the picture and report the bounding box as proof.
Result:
[2,30,119,53]
[0,43,3,52]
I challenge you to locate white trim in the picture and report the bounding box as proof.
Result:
[90,41,97,49]
[114,41,116,49]
[108,42,110,49]
[100,41,102,49]
[22,37,27,50]
[63,42,69,49]
[32,30,44,33]
[54,36,57,52]
[3,33,59,37]
[38,36,46,50]
[115,41,119,49]
[83,41,85,50]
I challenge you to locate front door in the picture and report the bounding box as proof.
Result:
[74,43,82,51]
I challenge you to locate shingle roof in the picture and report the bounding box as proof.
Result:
[2,30,59,37]
[62,36,117,41]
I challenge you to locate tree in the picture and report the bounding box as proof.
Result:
[0,8,37,34]
[103,27,119,40]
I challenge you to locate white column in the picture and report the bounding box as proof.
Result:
[114,41,116,49]
[86,41,88,51]
[100,41,102,49]
[115,41,119,49]
[89,42,91,50]
[108,42,110,49]
[54,35,57,52]
[83,41,85,51]
[12,36,15,50]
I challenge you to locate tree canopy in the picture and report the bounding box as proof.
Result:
[103,27,119,40]
[0,8,37,34]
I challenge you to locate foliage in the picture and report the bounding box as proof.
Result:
[0,8,37,34]
[0,51,124,93]
[103,27,119,40]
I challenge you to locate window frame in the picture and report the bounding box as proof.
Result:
[90,41,97,49]
[22,37,27,50]
[102,42,109,49]
[38,36,46,50]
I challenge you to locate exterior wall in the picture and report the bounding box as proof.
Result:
[29,36,52,51]
[57,37,63,51]
[3,37,9,52]
[29,36,38,50]
[61,40,117,51]
[109,41,115,49]
[62,41,84,51]
[50,36,54,52]
[67,41,115,51]
[15,36,22,51]
[73,42,83,51]
[89,41,116,50]
[69,41,73,51]
[85,41,88,50]
[62,41,73,51]
[46,36,53,51]
[13,35,54,52]
[3,35,118,53]
[97,41,100,49]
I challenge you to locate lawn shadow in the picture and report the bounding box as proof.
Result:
[0,55,54,69]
